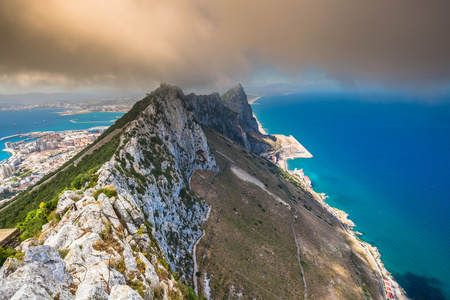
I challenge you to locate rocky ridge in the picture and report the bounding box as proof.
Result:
[0,84,219,299]
[186,84,271,153]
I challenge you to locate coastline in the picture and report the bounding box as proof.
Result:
[57,109,127,116]
[249,96,268,134]
[248,95,263,104]
[2,148,15,156]
[250,96,408,300]
[252,112,268,135]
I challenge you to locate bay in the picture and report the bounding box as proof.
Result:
[0,109,124,161]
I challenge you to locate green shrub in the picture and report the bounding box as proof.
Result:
[17,207,47,240]
[150,136,163,146]
[179,282,207,300]
[0,246,17,267]
[93,188,117,200]
[58,249,70,259]
[0,131,121,229]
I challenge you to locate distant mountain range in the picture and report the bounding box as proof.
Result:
[246,83,304,95]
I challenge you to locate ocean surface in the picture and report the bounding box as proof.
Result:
[0,109,124,161]
[252,92,450,300]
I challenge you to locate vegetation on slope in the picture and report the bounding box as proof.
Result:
[1,132,120,236]
[0,92,155,231]
[190,128,382,299]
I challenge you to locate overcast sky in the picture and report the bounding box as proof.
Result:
[1,0,449,94]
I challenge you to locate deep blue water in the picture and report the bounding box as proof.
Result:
[0,109,124,161]
[252,92,450,300]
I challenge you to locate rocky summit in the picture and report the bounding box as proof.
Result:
[0,84,386,299]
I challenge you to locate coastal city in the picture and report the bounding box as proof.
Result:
[0,98,134,114]
[0,128,106,207]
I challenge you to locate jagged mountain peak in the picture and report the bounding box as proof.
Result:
[153,83,185,99]
[220,84,259,132]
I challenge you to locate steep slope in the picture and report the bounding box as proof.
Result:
[220,83,259,132]
[0,84,387,299]
[190,129,383,299]
[0,84,216,299]
[186,84,271,154]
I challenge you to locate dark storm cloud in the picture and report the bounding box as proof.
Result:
[0,0,449,90]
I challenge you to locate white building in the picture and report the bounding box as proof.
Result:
[293,168,304,179]
[304,175,312,187]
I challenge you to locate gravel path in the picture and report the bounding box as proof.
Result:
[230,165,290,208]
[291,207,308,300]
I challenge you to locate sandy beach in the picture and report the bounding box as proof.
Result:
[247,95,263,104]
[2,148,15,156]
[248,95,269,135]
[57,109,92,116]
[253,113,268,135]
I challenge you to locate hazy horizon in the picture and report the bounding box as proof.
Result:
[1,0,450,98]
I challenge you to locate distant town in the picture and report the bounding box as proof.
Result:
[0,102,132,114]
[0,128,107,206]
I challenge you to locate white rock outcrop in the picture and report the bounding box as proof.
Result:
[1,85,219,299]
[109,285,143,300]
[0,246,74,299]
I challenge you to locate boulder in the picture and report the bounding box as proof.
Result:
[16,238,38,253]
[75,281,109,300]
[24,245,73,285]
[138,253,159,287]
[0,261,73,299]
[56,197,75,217]
[9,284,52,300]
[109,285,143,300]
[99,196,122,230]
[83,261,126,289]
[0,258,21,279]
[45,224,83,250]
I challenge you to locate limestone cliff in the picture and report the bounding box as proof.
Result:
[0,84,218,299]
[186,84,269,153]
[221,83,259,132]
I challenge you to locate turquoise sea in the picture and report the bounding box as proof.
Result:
[0,109,124,161]
[252,92,450,300]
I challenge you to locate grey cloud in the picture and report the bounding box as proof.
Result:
[0,0,449,90]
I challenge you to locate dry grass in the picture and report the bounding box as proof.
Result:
[189,128,382,299]
[93,223,124,255]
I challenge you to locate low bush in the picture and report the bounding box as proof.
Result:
[0,246,17,267]
[93,188,117,200]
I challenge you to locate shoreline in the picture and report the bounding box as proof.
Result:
[249,96,268,134]
[247,95,263,104]
[250,97,408,299]
[253,112,268,135]
[2,148,15,156]
[56,109,126,116]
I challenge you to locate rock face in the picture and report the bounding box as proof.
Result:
[0,84,222,299]
[0,246,74,299]
[221,83,259,132]
[24,245,73,285]
[0,84,277,299]
[186,84,268,153]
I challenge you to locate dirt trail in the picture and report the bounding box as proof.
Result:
[291,207,308,300]
[230,165,290,208]
[193,162,227,295]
